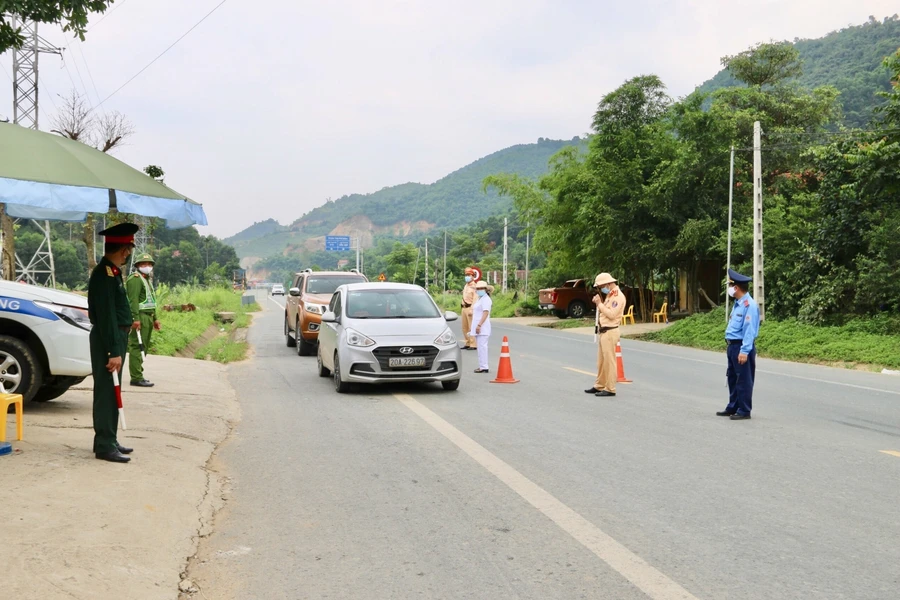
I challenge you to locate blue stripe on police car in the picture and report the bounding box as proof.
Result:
[0,296,60,321]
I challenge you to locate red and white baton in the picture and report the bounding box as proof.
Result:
[111,370,127,430]
[136,329,147,359]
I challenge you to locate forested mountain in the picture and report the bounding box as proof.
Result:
[228,137,581,259]
[697,15,900,127]
[223,218,287,246]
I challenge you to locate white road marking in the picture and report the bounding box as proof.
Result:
[395,393,700,600]
[268,296,285,310]
[496,323,900,397]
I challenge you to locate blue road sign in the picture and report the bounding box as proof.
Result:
[325,235,352,251]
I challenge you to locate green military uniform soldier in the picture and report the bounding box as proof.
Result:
[88,222,138,464]
[126,253,160,387]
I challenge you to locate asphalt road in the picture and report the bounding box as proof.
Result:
[195,290,900,600]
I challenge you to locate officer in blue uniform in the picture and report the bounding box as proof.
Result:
[717,269,760,421]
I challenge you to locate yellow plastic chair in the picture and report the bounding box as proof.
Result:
[621,305,635,325]
[0,393,24,442]
[653,302,668,323]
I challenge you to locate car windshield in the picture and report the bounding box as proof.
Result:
[346,289,441,319]
[306,276,366,295]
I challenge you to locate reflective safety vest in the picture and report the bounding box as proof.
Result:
[131,273,157,312]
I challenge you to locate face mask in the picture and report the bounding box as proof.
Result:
[727,286,736,298]
[600,286,610,295]
[139,266,153,275]
[465,276,472,283]
[120,252,132,267]
[476,290,486,297]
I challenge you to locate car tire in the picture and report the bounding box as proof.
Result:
[333,353,350,393]
[441,379,460,391]
[0,334,44,403]
[317,347,331,377]
[32,375,86,402]
[297,321,313,356]
[568,300,587,319]
[285,315,296,347]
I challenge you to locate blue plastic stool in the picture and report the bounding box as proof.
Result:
[0,442,11,456]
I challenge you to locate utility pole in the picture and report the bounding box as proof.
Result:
[502,217,508,293]
[525,224,530,300]
[443,231,447,303]
[726,145,735,323]
[752,121,765,320]
[3,17,62,286]
[424,238,429,290]
[355,236,360,272]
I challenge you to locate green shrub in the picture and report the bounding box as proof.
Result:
[643,307,900,368]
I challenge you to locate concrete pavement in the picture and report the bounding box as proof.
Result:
[1,355,240,600]
[188,292,900,599]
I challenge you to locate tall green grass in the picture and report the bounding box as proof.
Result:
[642,307,900,369]
[152,285,258,359]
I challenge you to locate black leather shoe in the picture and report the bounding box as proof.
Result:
[584,388,601,394]
[96,451,130,463]
[730,414,751,420]
[116,444,133,454]
[595,391,616,397]
[474,369,489,374]
[130,379,154,387]
[716,411,736,417]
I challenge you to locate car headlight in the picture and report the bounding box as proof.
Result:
[434,327,456,346]
[345,328,376,348]
[304,303,324,314]
[34,301,92,331]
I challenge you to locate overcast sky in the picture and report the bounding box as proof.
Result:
[1,0,897,237]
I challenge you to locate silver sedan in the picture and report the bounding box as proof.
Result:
[316,283,462,392]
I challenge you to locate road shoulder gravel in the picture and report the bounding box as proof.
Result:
[1,354,240,600]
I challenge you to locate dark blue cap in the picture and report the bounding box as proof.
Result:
[728,268,752,283]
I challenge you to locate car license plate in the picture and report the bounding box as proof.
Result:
[389,357,425,367]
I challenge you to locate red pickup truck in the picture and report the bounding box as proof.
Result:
[538,279,596,319]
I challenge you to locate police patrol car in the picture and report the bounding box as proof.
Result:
[0,280,92,403]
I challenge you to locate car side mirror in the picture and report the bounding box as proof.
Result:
[321,311,338,323]
[444,311,459,322]
[289,287,301,296]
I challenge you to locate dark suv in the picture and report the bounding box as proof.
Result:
[284,269,368,355]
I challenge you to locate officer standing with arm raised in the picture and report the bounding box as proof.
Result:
[585,273,626,397]
[88,223,138,463]
[717,269,760,420]
[460,267,478,350]
[126,253,161,387]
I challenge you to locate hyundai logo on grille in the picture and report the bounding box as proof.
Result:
[399,347,414,355]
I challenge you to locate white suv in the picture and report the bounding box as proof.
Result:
[0,280,92,403]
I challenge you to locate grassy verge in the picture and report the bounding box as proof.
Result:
[152,285,258,362]
[431,290,544,318]
[539,318,594,330]
[640,307,900,370]
[194,334,249,363]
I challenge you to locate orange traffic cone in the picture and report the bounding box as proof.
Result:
[616,341,632,384]
[490,336,519,384]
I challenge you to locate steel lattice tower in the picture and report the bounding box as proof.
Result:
[10,17,62,287]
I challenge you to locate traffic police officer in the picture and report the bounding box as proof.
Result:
[717,268,760,420]
[460,267,478,350]
[88,223,138,463]
[126,253,161,387]
[586,272,625,397]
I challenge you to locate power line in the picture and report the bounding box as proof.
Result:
[90,0,229,114]
[0,57,11,83]
[62,37,95,111]
[74,40,104,108]
[87,0,132,33]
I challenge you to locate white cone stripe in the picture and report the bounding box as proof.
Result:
[500,353,510,358]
